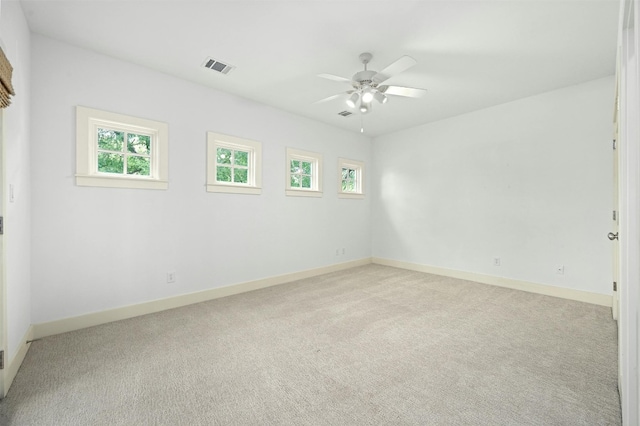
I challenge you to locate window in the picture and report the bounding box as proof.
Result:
[286,148,322,197]
[338,158,365,199]
[207,132,262,194]
[76,106,168,190]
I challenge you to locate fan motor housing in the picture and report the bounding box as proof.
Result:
[352,70,377,87]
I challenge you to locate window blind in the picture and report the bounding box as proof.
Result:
[0,47,15,108]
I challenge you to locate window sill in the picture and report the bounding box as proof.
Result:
[207,183,262,195]
[286,189,323,198]
[76,175,168,190]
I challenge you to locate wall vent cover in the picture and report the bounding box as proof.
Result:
[202,57,235,75]
[338,111,353,117]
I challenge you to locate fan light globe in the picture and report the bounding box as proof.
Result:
[346,93,359,109]
[374,91,388,104]
[361,88,374,103]
[360,102,370,114]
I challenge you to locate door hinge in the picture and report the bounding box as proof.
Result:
[613,281,617,292]
[613,210,617,221]
[613,139,617,150]
[0,217,4,235]
[0,350,4,370]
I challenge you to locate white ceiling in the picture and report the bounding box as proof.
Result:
[18,0,620,137]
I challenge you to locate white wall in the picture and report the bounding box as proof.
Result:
[0,0,31,359]
[30,35,371,324]
[372,76,615,295]
[26,29,616,325]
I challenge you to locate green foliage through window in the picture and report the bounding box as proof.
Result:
[97,152,124,174]
[97,128,151,176]
[290,159,313,189]
[341,167,358,192]
[217,166,232,182]
[216,147,250,184]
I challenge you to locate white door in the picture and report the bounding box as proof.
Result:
[610,80,622,402]
[612,82,620,322]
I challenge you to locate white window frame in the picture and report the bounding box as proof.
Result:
[338,158,365,199]
[207,132,262,195]
[286,148,323,197]
[76,106,169,190]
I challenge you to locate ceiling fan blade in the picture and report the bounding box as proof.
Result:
[379,85,427,98]
[314,90,356,104]
[313,93,347,104]
[372,56,417,85]
[318,73,352,84]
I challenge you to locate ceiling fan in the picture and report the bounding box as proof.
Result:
[315,52,427,114]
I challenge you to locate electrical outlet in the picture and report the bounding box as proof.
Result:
[556,265,564,275]
[493,257,501,266]
[167,271,176,283]
[335,249,340,256]
[341,248,345,255]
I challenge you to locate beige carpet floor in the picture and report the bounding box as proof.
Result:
[0,264,621,425]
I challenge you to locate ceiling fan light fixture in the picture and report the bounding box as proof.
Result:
[316,52,427,125]
[374,91,388,104]
[361,87,374,103]
[346,93,359,109]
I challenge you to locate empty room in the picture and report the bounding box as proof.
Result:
[1,0,639,424]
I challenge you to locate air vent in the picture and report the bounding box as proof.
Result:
[338,111,353,117]
[202,57,235,75]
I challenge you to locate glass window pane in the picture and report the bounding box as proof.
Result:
[217,165,232,182]
[291,160,300,173]
[302,175,311,188]
[126,156,150,176]
[128,133,151,154]
[234,168,248,183]
[342,168,349,179]
[291,174,301,188]
[342,179,356,192]
[234,150,248,167]
[97,128,124,152]
[217,148,232,165]
[302,161,312,175]
[97,152,124,174]
[348,169,356,179]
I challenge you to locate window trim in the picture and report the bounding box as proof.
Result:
[338,158,365,199]
[207,132,262,195]
[285,148,323,197]
[76,106,169,190]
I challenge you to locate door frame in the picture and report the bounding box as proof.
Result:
[0,109,5,398]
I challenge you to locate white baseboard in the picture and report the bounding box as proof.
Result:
[33,258,373,340]
[372,257,612,307]
[32,256,610,341]
[5,325,33,396]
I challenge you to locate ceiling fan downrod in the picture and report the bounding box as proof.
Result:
[359,52,373,70]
